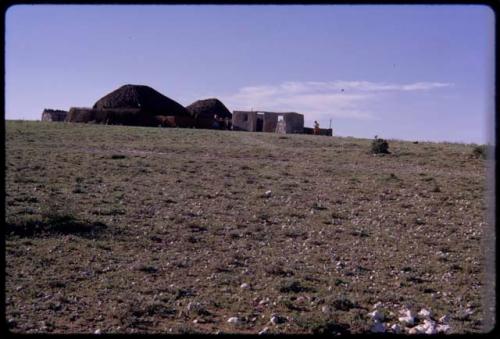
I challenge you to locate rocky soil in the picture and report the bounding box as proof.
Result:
[5,121,491,334]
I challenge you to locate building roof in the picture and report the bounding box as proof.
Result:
[186,98,232,119]
[233,110,302,116]
[93,84,189,116]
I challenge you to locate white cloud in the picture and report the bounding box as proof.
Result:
[217,80,453,126]
[277,80,454,92]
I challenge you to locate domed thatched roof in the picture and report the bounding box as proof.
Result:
[186,98,232,119]
[93,84,189,116]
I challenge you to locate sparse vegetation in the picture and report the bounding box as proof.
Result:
[5,121,487,334]
[371,136,390,154]
[472,145,487,159]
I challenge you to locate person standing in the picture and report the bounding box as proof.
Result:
[314,121,320,135]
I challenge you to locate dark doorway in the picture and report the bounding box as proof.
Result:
[256,115,263,132]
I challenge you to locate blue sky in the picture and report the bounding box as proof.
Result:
[5,5,495,143]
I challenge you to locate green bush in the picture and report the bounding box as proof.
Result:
[371,136,390,154]
[472,145,487,159]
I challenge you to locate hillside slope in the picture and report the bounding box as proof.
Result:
[5,121,488,334]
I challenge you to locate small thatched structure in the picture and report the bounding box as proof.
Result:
[186,98,232,129]
[67,84,194,127]
[41,109,68,122]
[93,84,187,114]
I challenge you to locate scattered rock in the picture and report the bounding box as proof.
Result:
[436,324,450,333]
[240,283,250,289]
[312,202,327,210]
[227,317,240,325]
[368,310,384,322]
[187,301,201,313]
[439,314,450,323]
[258,297,270,305]
[461,307,474,319]
[370,321,385,333]
[423,320,437,334]
[407,327,420,334]
[258,327,270,335]
[7,318,17,328]
[94,329,101,335]
[398,308,415,326]
[295,296,307,304]
[407,319,436,334]
[264,190,272,197]
[321,305,331,314]
[418,308,432,319]
[372,301,383,309]
[270,314,286,325]
[390,323,401,334]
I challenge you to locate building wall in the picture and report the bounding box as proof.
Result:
[263,113,278,132]
[232,111,258,131]
[233,111,304,133]
[303,127,333,136]
[263,112,304,133]
[41,112,54,121]
[283,113,304,133]
[67,108,96,123]
[41,109,68,122]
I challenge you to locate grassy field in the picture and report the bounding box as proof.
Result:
[5,120,489,334]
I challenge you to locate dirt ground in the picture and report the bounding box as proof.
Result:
[5,121,491,334]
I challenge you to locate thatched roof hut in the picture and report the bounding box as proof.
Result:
[67,84,194,127]
[93,84,190,117]
[186,98,232,129]
[186,98,232,119]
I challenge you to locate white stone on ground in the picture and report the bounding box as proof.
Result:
[398,308,415,326]
[439,314,450,323]
[186,301,204,313]
[463,308,474,317]
[270,314,286,325]
[258,299,269,305]
[368,310,384,322]
[408,319,436,334]
[436,324,450,333]
[418,308,432,319]
[227,317,240,324]
[258,327,269,335]
[390,323,401,334]
[423,319,437,334]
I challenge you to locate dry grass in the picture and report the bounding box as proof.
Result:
[5,120,488,334]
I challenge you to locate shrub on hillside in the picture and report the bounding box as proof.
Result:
[371,136,390,154]
[472,145,487,159]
